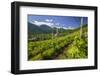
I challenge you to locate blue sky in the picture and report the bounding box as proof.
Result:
[28,15,88,29]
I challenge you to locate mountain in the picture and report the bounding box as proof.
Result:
[39,24,52,33]
[28,22,42,34]
[28,22,53,34]
[28,22,76,35]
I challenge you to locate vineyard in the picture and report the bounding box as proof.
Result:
[28,25,88,61]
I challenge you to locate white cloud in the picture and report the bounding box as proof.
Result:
[68,26,74,29]
[30,20,75,30]
[45,19,53,22]
[63,26,75,30]
[31,20,54,27]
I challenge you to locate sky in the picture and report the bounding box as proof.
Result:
[28,15,88,29]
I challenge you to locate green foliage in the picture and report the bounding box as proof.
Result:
[66,32,88,59]
[30,53,43,61]
[28,25,88,60]
[66,46,80,58]
[28,35,73,60]
[42,48,56,59]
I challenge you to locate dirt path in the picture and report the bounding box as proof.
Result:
[52,42,73,59]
